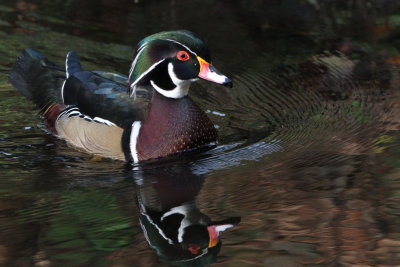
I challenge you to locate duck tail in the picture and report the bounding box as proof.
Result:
[9,49,66,133]
[9,49,65,111]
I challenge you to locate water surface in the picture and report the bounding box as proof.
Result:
[1,0,400,266]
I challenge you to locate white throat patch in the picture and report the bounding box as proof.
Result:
[150,63,190,99]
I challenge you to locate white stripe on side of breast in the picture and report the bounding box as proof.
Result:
[130,121,142,163]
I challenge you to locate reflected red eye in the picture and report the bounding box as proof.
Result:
[177,51,190,61]
[188,243,200,254]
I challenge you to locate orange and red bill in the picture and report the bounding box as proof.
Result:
[197,56,232,88]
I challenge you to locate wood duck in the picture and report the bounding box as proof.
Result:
[136,164,240,264]
[9,30,232,162]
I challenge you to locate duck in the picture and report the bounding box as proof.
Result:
[136,163,240,264]
[9,30,232,162]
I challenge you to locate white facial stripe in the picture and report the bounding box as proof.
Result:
[163,39,198,56]
[151,80,189,99]
[129,38,198,95]
[130,38,196,84]
[130,37,196,81]
[129,47,146,80]
[130,84,137,99]
[129,58,166,92]
[130,121,142,163]
[159,204,193,244]
[137,38,197,57]
[161,205,188,221]
[136,42,148,53]
[139,203,174,245]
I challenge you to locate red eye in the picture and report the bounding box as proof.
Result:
[177,51,190,61]
[188,243,200,254]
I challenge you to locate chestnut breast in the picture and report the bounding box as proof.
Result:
[136,92,217,161]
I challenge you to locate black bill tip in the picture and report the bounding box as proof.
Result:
[223,80,233,88]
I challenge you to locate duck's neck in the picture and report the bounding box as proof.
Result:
[135,92,217,161]
[150,80,190,99]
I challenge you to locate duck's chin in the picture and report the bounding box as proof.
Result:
[150,80,190,99]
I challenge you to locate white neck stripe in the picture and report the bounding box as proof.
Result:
[151,80,189,99]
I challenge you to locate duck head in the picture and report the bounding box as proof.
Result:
[134,163,240,265]
[128,30,232,99]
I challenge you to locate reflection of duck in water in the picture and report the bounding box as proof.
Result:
[135,164,240,265]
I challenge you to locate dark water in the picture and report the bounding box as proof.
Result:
[1,0,400,266]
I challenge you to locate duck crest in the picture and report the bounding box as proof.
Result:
[136,92,217,161]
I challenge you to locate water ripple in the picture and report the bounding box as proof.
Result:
[193,53,399,174]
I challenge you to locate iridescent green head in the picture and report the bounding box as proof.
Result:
[128,30,232,99]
